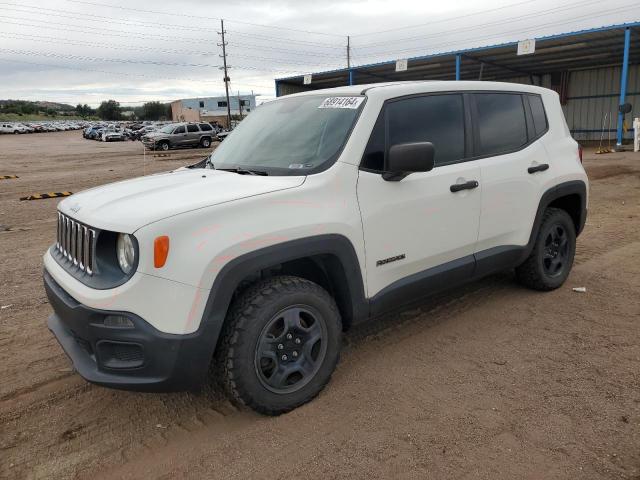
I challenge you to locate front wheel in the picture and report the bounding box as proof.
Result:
[516,208,576,291]
[218,276,342,415]
[158,141,170,151]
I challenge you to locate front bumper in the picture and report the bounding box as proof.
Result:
[44,270,212,392]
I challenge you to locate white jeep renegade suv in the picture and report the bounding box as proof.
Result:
[44,81,588,415]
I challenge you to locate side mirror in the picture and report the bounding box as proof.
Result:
[619,103,632,114]
[382,142,435,181]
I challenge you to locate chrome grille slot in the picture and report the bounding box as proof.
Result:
[55,212,96,275]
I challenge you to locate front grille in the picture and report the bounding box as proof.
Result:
[56,212,96,275]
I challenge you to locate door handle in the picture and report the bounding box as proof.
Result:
[528,163,549,174]
[450,180,479,192]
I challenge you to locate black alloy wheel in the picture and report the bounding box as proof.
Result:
[542,224,569,277]
[254,305,327,394]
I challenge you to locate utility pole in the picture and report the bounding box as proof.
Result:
[346,35,351,69]
[218,19,232,129]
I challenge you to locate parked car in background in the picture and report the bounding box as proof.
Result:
[102,130,125,142]
[0,123,21,134]
[142,122,214,151]
[216,130,231,141]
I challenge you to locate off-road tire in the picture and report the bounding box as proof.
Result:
[217,275,342,415]
[516,207,576,291]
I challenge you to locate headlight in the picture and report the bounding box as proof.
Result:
[116,233,136,274]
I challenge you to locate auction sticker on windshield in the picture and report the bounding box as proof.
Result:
[318,97,364,109]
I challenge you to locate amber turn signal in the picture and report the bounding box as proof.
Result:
[154,236,170,268]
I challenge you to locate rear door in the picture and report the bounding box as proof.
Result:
[185,124,201,145]
[172,125,188,146]
[471,92,550,255]
[357,93,482,301]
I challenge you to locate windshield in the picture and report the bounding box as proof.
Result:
[209,95,364,174]
[159,125,176,134]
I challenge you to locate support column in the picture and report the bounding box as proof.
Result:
[455,54,461,80]
[349,69,354,86]
[616,27,631,147]
[274,80,280,98]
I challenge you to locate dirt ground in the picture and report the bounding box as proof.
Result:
[0,131,638,480]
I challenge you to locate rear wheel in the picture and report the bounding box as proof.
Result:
[200,137,211,148]
[516,208,576,291]
[218,276,342,415]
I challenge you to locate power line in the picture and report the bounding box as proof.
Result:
[0,15,211,42]
[0,32,344,69]
[227,42,341,59]
[355,0,603,49]
[352,4,638,62]
[0,58,275,89]
[0,2,345,49]
[0,48,222,68]
[62,0,346,37]
[0,47,312,75]
[224,30,344,49]
[0,32,218,57]
[350,0,539,37]
[0,16,344,59]
[0,4,213,33]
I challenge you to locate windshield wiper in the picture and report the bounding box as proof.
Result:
[217,167,268,176]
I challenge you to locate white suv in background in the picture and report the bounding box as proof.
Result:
[44,81,588,415]
[0,123,23,134]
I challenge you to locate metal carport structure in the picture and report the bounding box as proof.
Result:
[275,22,639,145]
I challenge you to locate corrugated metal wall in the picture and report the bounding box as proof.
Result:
[563,65,639,141]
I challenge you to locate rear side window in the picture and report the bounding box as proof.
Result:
[475,93,527,156]
[174,126,185,134]
[199,123,213,131]
[528,95,548,137]
[186,124,199,133]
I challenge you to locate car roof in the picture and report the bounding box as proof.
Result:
[285,80,552,100]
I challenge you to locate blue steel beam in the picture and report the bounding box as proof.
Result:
[616,27,631,146]
[455,54,461,80]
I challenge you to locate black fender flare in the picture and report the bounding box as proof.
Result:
[524,179,587,258]
[189,234,367,381]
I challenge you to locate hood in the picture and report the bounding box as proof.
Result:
[58,169,305,233]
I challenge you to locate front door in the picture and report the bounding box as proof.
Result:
[356,93,481,302]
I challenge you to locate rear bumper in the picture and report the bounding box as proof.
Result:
[44,270,211,392]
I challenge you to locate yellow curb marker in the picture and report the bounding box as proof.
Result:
[20,192,73,201]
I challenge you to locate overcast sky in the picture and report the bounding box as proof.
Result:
[0,0,636,106]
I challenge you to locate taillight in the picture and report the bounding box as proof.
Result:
[578,145,583,163]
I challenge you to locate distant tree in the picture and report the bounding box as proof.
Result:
[75,103,94,118]
[97,100,121,121]
[141,101,168,121]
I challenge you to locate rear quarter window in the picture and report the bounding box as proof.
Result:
[528,95,548,137]
[199,123,213,131]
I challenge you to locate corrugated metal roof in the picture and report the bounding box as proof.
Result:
[276,22,640,93]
